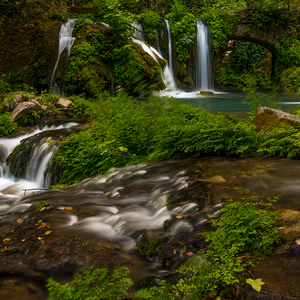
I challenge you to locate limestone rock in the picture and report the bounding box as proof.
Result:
[55,98,72,109]
[10,101,44,121]
[253,107,300,131]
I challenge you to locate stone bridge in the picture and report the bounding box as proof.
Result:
[227,10,289,67]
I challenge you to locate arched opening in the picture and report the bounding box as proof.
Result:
[214,37,275,88]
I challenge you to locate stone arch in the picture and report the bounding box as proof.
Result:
[227,35,278,75]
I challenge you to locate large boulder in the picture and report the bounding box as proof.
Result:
[10,101,45,121]
[252,107,300,131]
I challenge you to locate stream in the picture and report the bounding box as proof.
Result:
[1,121,300,299]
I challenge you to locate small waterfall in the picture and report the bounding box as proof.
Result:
[0,123,78,198]
[195,19,213,92]
[50,18,76,94]
[131,21,145,40]
[164,19,176,89]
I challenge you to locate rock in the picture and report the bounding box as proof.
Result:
[55,98,72,109]
[252,107,300,131]
[279,209,300,225]
[10,101,44,121]
[199,91,214,96]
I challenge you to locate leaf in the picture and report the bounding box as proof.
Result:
[1,247,8,252]
[3,238,11,243]
[186,252,194,257]
[38,223,47,229]
[173,249,176,254]
[45,231,52,235]
[38,237,43,240]
[296,239,300,245]
[246,278,265,292]
[176,216,184,219]
[63,207,73,211]
[17,218,22,224]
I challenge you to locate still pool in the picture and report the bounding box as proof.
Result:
[176,91,300,117]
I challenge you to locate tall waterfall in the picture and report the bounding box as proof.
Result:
[164,19,176,89]
[196,19,213,92]
[50,18,76,94]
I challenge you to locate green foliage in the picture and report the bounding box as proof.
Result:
[67,95,93,118]
[136,233,170,257]
[280,66,300,94]
[73,19,93,36]
[139,11,161,40]
[47,266,133,300]
[135,189,280,298]
[0,74,11,99]
[277,37,300,68]
[0,113,17,137]
[93,0,137,45]
[166,0,196,62]
[199,9,237,51]
[54,94,258,184]
[232,41,269,74]
[257,125,300,158]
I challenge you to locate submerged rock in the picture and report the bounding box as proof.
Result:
[253,107,300,131]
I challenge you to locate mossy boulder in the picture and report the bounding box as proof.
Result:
[59,22,165,97]
[252,107,300,132]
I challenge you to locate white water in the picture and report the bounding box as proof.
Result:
[0,123,78,200]
[50,19,76,93]
[164,19,176,90]
[131,21,145,40]
[196,19,213,92]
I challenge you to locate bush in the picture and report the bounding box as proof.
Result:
[47,266,133,300]
[54,94,257,184]
[139,10,161,40]
[0,113,17,137]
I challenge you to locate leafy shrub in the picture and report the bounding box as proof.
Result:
[67,95,93,118]
[0,113,17,137]
[47,266,133,300]
[166,0,196,62]
[199,9,237,51]
[54,94,257,184]
[139,10,161,40]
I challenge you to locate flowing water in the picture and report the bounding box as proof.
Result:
[195,19,213,92]
[131,21,145,40]
[0,122,78,202]
[50,19,76,94]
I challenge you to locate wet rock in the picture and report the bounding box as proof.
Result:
[10,101,44,121]
[199,90,214,96]
[253,107,300,131]
[55,98,72,109]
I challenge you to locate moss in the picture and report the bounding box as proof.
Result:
[183,75,193,84]
[136,233,170,257]
[35,201,52,212]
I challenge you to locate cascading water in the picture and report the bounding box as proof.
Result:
[163,19,176,90]
[195,19,213,92]
[0,123,78,198]
[50,18,76,95]
[131,21,145,40]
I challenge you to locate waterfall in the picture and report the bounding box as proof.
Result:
[0,123,78,197]
[131,21,145,40]
[164,19,176,89]
[50,18,76,94]
[195,19,213,92]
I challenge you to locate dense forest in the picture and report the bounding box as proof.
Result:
[1,0,300,299]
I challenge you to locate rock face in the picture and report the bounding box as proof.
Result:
[252,107,300,131]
